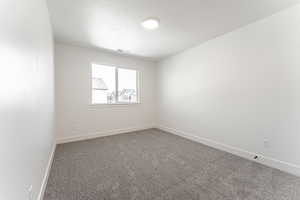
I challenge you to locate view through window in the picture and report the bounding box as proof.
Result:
[92,64,138,104]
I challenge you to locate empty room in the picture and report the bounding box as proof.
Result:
[2,0,300,199]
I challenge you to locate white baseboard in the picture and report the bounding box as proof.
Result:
[56,125,155,144]
[157,125,300,177]
[38,143,56,200]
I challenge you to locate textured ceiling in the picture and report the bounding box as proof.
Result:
[47,0,300,60]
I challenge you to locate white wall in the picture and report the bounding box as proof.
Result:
[157,4,300,175]
[0,0,55,200]
[55,43,156,142]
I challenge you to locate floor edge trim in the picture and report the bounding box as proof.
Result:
[156,125,300,177]
[38,143,56,200]
[56,125,155,144]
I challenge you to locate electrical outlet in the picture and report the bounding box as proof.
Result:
[28,185,33,200]
[264,140,270,148]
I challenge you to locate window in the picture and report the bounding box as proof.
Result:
[92,64,139,104]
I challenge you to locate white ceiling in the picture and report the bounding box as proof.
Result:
[47,0,300,60]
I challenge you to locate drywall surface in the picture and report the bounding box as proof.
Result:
[0,0,55,199]
[55,43,156,141]
[157,4,300,173]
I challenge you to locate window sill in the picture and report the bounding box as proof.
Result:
[88,102,140,109]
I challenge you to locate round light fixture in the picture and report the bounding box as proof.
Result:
[141,18,160,30]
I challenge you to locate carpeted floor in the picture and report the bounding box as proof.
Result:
[44,129,300,200]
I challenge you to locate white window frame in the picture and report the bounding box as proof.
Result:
[90,63,140,105]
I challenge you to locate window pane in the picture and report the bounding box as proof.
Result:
[118,68,137,103]
[92,64,116,104]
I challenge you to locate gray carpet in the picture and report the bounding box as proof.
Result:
[44,129,300,200]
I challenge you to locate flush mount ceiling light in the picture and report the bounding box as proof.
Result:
[141,18,160,30]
